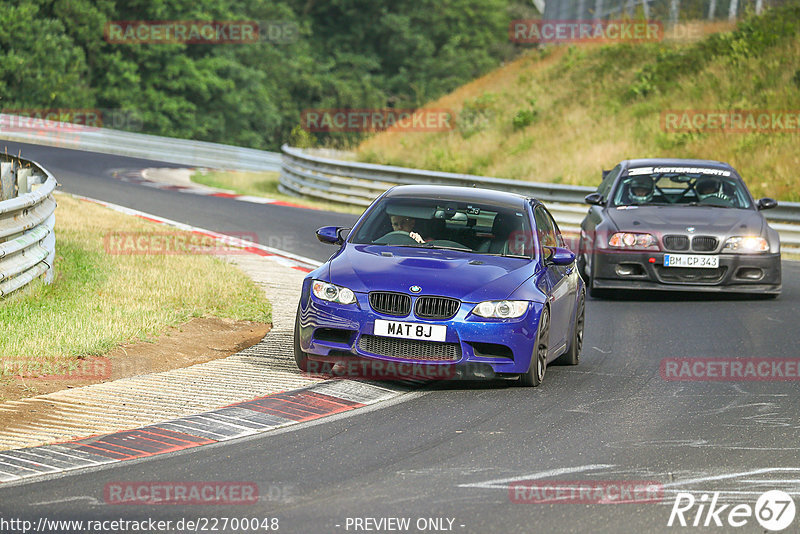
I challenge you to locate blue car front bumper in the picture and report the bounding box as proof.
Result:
[297,290,545,377]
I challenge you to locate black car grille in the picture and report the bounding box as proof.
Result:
[369,292,411,316]
[358,335,461,361]
[656,266,727,283]
[414,296,460,320]
[692,236,718,252]
[663,235,690,251]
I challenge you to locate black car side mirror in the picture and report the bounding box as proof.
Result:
[757,197,777,210]
[585,193,605,206]
[316,226,349,245]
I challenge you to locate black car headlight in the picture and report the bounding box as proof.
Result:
[722,236,769,253]
[312,280,356,304]
[608,232,658,249]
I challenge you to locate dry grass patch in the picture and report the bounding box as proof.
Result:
[357,9,800,200]
[0,193,270,380]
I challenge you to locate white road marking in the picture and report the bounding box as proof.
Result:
[458,464,615,489]
[661,467,800,489]
[29,496,103,506]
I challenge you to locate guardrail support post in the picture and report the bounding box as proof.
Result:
[0,162,14,201]
[0,157,58,296]
[16,167,32,196]
[43,212,56,284]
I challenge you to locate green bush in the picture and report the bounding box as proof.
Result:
[458,93,498,138]
[512,98,538,130]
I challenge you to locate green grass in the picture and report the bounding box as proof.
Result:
[191,170,365,215]
[0,193,270,377]
[357,4,800,202]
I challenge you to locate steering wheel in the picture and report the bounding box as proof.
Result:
[698,195,733,207]
[374,231,419,245]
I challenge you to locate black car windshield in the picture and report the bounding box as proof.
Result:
[612,168,752,209]
[350,197,536,259]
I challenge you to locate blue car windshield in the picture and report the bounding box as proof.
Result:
[350,198,536,259]
[613,169,752,209]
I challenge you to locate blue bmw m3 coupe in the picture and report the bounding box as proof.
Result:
[294,185,585,387]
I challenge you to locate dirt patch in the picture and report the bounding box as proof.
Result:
[0,317,270,409]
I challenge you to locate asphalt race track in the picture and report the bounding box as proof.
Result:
[2,141,800,533]
[1,141,356,263]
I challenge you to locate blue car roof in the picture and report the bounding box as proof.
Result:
[383,184,531,209]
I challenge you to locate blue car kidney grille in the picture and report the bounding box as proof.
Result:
[414,296,460,320]
[359,335,461,361]
[369,292,412,316]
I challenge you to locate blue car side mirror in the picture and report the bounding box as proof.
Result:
[316,226,347,246]
[545,247,576,266]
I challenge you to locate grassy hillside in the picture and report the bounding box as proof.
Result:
[357,4,800,201]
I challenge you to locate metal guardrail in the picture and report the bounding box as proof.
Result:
[0,155,57,297]
[280,145,800,253]
[0,113,281,171]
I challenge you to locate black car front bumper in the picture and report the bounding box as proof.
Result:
[591,250,782,294]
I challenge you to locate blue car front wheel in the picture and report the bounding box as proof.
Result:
[519,307,549,387]
[293,305,310,372]
[556,293,584,366]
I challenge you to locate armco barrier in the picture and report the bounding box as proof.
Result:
[0,155,57,297]
[279,145,800,253]
[0,113,281,172]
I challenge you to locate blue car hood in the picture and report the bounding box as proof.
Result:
[328,245,535,302]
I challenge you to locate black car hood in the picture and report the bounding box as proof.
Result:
[606,205,765,236]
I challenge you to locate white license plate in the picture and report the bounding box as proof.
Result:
[663,254,719,268]
[373,320,446,342]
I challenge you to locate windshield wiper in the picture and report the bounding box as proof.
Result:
[687,202,733,208]
[418,244,472,252]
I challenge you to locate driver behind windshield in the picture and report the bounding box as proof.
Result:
[390,215,425,243]
[695,177,732,203]
[627,175,654,204]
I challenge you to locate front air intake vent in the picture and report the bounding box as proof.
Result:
[358,335,461,361]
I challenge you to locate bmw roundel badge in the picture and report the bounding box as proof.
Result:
[410,285,422,293]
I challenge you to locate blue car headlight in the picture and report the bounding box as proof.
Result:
[312,280,356,305]
[472,300,529,319]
